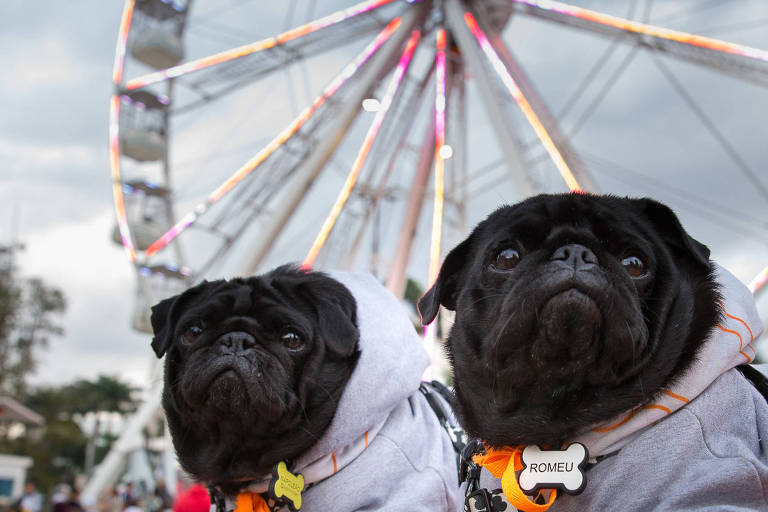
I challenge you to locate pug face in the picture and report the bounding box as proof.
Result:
[419,194,720,447]
[150,266,360,487]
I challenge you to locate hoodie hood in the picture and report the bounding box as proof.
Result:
[232,271,457,511]
[293,270,430,469]
[575,263,764,457]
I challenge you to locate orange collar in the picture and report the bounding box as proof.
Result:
[473,446,557,512]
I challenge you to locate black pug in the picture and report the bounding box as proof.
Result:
[419,193,768,510]
[419,193,719,446]
[150,266,360,489]
[150,266,461,511]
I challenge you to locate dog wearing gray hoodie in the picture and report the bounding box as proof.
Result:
[150,267,460,511]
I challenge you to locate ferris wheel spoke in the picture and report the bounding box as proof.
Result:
[650,53,768,203]
[428,28,449,287]
[449,2,584,194]
[344,59,437,271]
[140,17,407,261]
[507,0,768,87]
[123,0,404,91]
[386,115,436,297]
[421,28,451,377]
[302,29,423,269]
[749,266,768,295]
[241,5,428,274]
[444,0,532,197]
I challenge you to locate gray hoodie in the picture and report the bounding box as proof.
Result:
[464,265,768,511]
[228,271,459,511]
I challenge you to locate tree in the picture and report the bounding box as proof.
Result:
[2,375,140,494]
[0,245,66,396]
[65,375,140,476]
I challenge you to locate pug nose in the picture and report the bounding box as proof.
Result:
[551,244,598,270]
[218,331,256,353]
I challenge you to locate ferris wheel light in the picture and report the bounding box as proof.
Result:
[749,265,768,294]
[439,144,453,159]
[362,98,381,112]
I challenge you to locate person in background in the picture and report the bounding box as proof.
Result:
[96,488,119,512]
[118,483,135,509]
[122,499,142,512]
[64,489,84,512]
[18,483,42,512]
[149,479,173,512]
[52,485,71,512]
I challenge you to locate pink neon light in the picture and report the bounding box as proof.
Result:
[428,28,448,287]
[125,0,398,90]
[749,265,768,294]
[143,18,404,259]
[109,95,137,261]
[112,0,136,85]
[303,29,422,269]
[423,29,447,380]
[464,12,582,193]
[509,0,768,63]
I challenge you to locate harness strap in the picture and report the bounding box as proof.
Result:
[419,381,468,464]
[737,364,768,402]
[474,447,557,512]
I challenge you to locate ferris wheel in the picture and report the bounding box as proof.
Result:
[109,0,768,333]
[91,0,768,501]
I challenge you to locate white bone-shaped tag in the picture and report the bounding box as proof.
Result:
[518,443,588,495]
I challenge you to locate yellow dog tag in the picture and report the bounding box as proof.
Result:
[268,461,304,512]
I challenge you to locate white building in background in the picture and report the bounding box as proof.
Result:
[0,454,33,505]
[0,396,44,505]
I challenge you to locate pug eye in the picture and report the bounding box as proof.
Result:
[180,323,204,344]
[621,254,647,278]
[281,330,304,351]
[493,248,521,271]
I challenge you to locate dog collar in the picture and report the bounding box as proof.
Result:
[464,441,588,512]
[223,418,386,512]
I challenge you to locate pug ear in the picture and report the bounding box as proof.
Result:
[639,198,710,268]
[418,233,475,325]
[317,298,359,358]
[306,276,360,358]
[150,295,178,358]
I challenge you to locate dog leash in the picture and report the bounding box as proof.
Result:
[418,380,468,472]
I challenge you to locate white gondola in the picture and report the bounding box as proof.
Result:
[118,91,168,162]
[130,0,188,69]
[131,28,184,70]
[111,181,172,251]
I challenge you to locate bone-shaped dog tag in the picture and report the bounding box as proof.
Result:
[518,443,588,496]
[268,461,305,512]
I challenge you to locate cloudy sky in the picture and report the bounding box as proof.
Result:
[2,0,768,389]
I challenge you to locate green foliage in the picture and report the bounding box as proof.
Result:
[1,375,140,494]
[0,247,66,396]
[404,277,425,310]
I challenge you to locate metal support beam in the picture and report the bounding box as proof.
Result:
[81,385,162,505]
[508,0,768,87]
[471,2,599,192]
[385,119,435,298]
[444,0,537,199]
[244,3,429,275]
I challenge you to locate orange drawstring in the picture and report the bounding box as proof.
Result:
[473,446,558,512]
[234,493,271,512]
